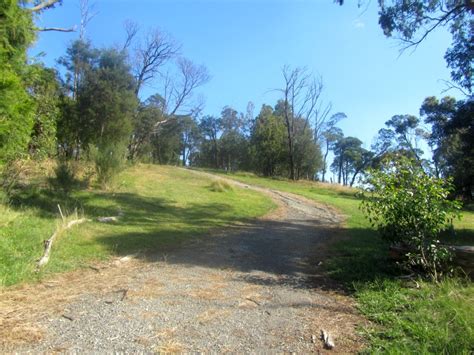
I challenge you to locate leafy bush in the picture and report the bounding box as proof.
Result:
[360,157,461,280]
[89,144,126,188]
[50,159,79,193]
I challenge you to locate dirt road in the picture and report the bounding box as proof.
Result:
[1,174,364,353]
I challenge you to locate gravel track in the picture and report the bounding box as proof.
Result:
[1,172,365,353]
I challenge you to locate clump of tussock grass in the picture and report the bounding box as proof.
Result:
[209,180,234,192]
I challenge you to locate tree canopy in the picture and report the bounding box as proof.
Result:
[337,0,473,94]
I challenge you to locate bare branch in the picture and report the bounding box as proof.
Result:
[79,0,98,40]
[36,26,76,32]
[133,28,180,95]
[398,4,465,52]
[438,79,470,96]
[122,20,140,51]
[28,0,62,12]
[279,66,328,180]
[168,58,210,116]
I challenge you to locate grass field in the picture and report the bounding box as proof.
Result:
[204,169,474,354]
[0,164,275,287]
[2,163,473,352]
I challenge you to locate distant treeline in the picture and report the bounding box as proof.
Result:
[0,1,472,199]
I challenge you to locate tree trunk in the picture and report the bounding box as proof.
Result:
[338,157,342,184]
[350,169,360,187]
[286,128,295,180]
[322,141,330,182]
[213,140,219,169]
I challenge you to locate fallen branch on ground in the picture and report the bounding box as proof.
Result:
[36,206,87,270]
[97,216,119,223]
[97,210,124,223]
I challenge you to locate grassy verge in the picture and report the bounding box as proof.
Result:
[203,169,474,353]
[0,164,275,287]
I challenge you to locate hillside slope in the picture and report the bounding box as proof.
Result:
[0,164,274,286]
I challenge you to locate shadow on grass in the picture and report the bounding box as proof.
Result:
[8,185,242,227]
[439,228,474,246]
[8,181,396,294]
[323,227,398,289]
[94,213,399,294]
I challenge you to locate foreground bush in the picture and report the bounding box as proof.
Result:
[360,157,461,280]
[89,144,127,188]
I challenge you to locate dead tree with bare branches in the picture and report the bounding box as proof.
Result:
[279,66,325,180]
[131,27,180,96]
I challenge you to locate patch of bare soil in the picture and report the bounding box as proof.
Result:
[0,172,366,353]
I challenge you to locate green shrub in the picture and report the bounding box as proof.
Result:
[89,143,126,188]
[50,159,78,193]
[360,157,461,280]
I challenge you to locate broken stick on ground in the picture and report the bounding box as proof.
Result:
[36,206,87,270]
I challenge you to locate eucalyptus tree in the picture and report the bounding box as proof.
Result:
[198,115,222,168]
[421,96,474,199]
[74,47,138,183]
[251,105,288,176]
[321,126,343,182]
[331,136,365,185]
[278,66,325,180]
[337,0,473,93]
[384,114,426,162]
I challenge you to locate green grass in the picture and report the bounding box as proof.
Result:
[0,164,275,287]
[357,278,473,354]
[202,168,474,354]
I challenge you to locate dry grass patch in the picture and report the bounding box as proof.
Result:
[127,278,166,300]
[155,327,178,339]
[196,309,231,324]
[153,339,184,353]
[209,179,234,192]
[188,283,228,301]
[0,256,144,348]
[0,321,44,347]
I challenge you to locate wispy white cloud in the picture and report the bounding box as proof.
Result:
[353,19,365,29]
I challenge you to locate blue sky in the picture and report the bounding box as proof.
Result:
[32,0,459,149]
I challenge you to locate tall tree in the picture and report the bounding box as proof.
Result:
[421,96,474,199]
[293,117,322,180]
[128,94,166,161]
[199,115,221,168]
[179,115,200,166]
[331,136,366,186]
[251,105,288,176]
[0,0,35,162]
[384,114,426,162]
[219,106,248,171]
[321,126,343,182]
[130,26,179,96]
[420,96,458,177]
[57,39,99,99]
[278,66,324,180]
[76,48,138,148]
[27,64,61,158]
[320,112,346,181]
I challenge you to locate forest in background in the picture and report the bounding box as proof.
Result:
[1,2,473,351]
[0,0,472,198]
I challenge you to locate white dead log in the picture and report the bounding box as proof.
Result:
[37,217,87,270]
[97,216,119,223]
[321,329,335,350]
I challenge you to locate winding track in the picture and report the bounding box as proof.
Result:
[1,172,364,353]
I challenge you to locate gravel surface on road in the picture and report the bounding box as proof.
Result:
[1,173,365,353]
